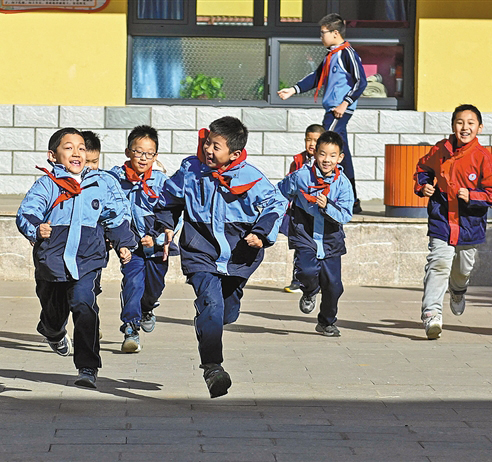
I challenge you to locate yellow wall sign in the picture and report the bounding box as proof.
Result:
[0,0,109,12]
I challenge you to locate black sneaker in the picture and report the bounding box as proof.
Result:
[74,367,97,389]
[299,294,316,314]
[48,333,71,357]
[315,323,341,337]
[201,364,232,399]
[353,199,362,214]
[141,311,156,333]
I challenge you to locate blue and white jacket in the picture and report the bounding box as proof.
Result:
[294,43,367,114]
[110,166,177,259]
[277,164,354,259]
[17,164,137,282]
[155,156,288,279]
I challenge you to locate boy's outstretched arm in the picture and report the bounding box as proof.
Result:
[278,59,324,99]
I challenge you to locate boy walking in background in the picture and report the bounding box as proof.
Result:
[156,116,287,398]
[16,128,136,388]
[278,131,354,337]
[111,125,174,353]
[414,104,492,339]
[284,124,325,293]
[278,13,366,214]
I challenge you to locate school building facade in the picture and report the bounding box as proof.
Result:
[0,1,491,199]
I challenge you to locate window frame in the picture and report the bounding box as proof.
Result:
[127,0,415,109]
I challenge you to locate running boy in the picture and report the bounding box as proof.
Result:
[16,128,136,388]
[111,125,174,353]
[278,131,354,337]
[278,13,366,214]
[284,124,325,293]
[155,116,287,398]
[414,104,492,339]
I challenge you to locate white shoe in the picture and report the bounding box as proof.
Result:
[449,290,465,316]
[423,313,442,340]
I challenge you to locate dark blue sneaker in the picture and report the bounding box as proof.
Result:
[141,311,156,333]
[74,367,97,389]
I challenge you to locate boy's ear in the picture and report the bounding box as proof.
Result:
[230,150,241,161]
[478,124,483,135]
[47,150,57,163]
[338,152,345,163]
[124,148,131,159]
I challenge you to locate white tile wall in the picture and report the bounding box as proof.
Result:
[2,105,491,197]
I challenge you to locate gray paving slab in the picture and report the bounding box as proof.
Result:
[1,280,492,461]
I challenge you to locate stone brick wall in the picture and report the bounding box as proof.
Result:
[1,105,491,199]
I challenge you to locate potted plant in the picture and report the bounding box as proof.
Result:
[179,74,226,99]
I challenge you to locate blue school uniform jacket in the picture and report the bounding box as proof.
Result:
[110,166,175,259]
[16,164,137,282]
[294,43,367,114]
[277,164,354,259]
[155,156,288,279]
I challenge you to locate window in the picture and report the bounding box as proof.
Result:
[128,0,415,109]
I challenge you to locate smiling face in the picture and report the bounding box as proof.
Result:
[452,110,483,147]
[305,131,322,157]
[125,136,157,175]
[48,133,86,174]
[315,142,344,176]
[202,131,240,170]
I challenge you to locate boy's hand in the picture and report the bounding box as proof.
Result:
[332,101,349,119]
[119,247,132,265]
[162,229,174,261]
[316,194,328,209]
[457,188,470,203]
[422,184,435,197]
[277,87,295,100]
[141,235,154,248]
[39,221,52,239]
[245,233,263,249]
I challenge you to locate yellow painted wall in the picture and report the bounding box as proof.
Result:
[0,4,127,106]
[416,18,492,111]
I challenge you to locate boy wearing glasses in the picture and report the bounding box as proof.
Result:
[111,125,174,352]
[278,13,367,214]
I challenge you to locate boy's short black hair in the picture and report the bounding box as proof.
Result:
[48,127,84,152]
[305,124,325,136]
[82,130,101,153]
[319,13,346,39]
[127,125,159,152]
[452,104,482,126]
[209,116,248,153]
[316,130,344,152]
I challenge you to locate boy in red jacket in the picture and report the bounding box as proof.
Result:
[414,104,492,339]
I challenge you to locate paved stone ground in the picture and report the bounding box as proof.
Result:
[1,280,492,461]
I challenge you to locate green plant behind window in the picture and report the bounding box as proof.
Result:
[180,74,226,99]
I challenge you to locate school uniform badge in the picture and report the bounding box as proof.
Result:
[468,173,477,181]
[91,199,100,210]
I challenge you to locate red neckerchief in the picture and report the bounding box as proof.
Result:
[36,166,84,209]
[123,161,158,198]
[197,128,261,195]
[300,164,340,203]
[314,42,352,103]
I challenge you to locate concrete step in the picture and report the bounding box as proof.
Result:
[7,196,492,286]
